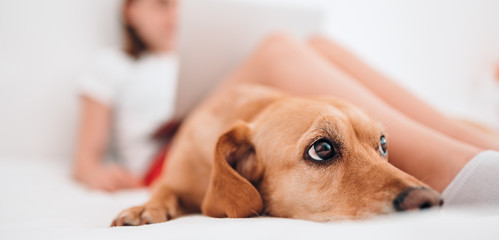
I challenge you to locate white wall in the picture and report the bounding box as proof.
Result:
[322,0,499,121]
[0,0,122,160]
[0,0,498,160]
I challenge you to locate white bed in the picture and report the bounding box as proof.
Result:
[1,157,499,240]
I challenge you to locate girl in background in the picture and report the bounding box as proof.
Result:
[74,0,178,191]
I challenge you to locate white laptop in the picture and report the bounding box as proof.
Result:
[174,0,325,118]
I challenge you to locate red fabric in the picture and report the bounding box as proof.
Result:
[143,143,170,186]
[143,119,182,186]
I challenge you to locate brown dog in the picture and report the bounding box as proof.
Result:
[112,83,442,226]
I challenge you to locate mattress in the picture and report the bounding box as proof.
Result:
[1,157,498,240]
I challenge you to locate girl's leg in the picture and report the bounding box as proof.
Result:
[307,35,499,151]
[224,33,481,192]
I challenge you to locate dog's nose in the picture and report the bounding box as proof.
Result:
[393,187,443,211]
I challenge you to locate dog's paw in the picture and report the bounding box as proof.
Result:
[111,202,180,227]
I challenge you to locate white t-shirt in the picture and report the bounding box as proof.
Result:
[79,48,178,176]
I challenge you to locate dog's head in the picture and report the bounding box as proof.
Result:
[201,96,442,221]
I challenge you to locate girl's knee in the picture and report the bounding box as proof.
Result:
[253,32,303,62]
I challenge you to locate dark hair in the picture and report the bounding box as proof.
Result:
[123,0,147,59]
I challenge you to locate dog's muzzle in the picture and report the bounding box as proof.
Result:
[393,187,443,211]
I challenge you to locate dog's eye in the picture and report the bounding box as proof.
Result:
[378,135,388,156]
[308,139,336,161]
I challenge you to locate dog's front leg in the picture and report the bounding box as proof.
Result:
[111,185,183,226]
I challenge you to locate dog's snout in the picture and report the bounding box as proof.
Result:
[393,187,443,211]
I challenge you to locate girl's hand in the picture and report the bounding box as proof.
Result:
[74,164,144,192]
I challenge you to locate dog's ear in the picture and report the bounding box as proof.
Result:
[201,122,263,218]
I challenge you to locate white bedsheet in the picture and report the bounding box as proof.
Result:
[1,157,499,240]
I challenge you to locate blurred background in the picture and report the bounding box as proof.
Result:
[0,0,498,162]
